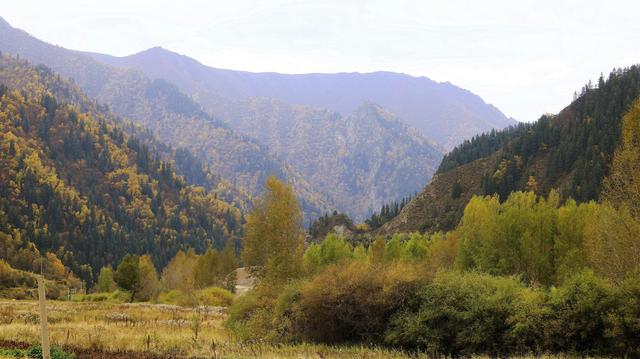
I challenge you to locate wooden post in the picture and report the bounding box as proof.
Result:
[37,275,51,359]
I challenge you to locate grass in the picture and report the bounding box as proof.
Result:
[0,300,417,358]
[0,300,588,358]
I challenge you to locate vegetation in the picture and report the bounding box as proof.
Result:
[365,194,414,230]
[227,110,640,356]
[0,56,241,286]
[441,68,640,203]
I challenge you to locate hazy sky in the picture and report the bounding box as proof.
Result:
[4,0,640,122]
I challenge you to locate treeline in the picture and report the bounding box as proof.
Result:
[0,56,242,285]
[225,98,640,356]
[439,67,640,204]
[308,211,356,238]
[94,240,237,306]
[365,194,414,230]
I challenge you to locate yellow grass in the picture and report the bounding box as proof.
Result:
[0,300,581,358]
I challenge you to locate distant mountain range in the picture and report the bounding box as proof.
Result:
[88,46,515,151]
[0,15,514,221]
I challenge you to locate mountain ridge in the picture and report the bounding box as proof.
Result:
[87,45,515,150]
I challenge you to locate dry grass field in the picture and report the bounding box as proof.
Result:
[0,300,586,358]
[0,300,429,358]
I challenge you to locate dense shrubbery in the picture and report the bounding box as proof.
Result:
[228,178,640,356]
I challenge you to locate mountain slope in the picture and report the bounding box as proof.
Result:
[88,46,514,150]
[219,98,441,219]
[0,16,334,219]
[0,17,445,220]
[0,55,242,283]
[381,67,640,234]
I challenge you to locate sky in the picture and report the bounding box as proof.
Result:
[3,0,640,122]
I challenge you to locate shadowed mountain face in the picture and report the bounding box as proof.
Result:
[88,46,515,151]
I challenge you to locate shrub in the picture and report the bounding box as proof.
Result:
[157,287,234,307]
[25,345,76,359]
[545,270,619,355]
[195,286,234,307]
[385,271,525,356]
[609,270,640,357]
[226,285,280,340]
[290,261,428,343]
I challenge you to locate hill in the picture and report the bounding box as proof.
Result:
[0,55,243,283]
[88,46,515,150]
[381,66,640,234]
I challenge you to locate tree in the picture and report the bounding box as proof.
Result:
[114,254,140,301]
[137,255,159,301]
[162,249,197,293]
[602,98,640,219]
[585,203,640,282]
[368,237,386,266]
[194,247,220,288]
[97,266,116,292]
[242,176,303,282]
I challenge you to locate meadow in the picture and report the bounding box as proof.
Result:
[0,300,588,359]
[0,300,424,358]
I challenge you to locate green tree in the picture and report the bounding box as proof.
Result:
[194,247,220,288]
[97,266,116,292]
[603,98,640,218]
[114,254,140,301]
[242,176,303,282]
[137,254,159,301]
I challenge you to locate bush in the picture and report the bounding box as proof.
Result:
[25,345,76,359]
[226,285,280,340]
[385,271,526,356]
[289,261,428,343]
[157,287,234,307]
[195,287,234,306]
[545,270,619,355]
[609,270,640,357]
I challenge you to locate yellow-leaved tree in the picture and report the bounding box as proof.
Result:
[586,99,640,281]
[602,98,640,218]
[242,176,303,283]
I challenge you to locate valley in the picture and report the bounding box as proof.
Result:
[1,7,640,359]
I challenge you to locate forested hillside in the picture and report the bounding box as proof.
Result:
[381,66,640,234]
[0,16,334,220]
[220,99,441,220]
[0,56,242,284]
[88,46,515,150]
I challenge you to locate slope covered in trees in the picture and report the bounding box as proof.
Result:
[0,18,446,221]
[0,16,334,220]
[381,65,640,234]
[0,55,242,284]
[219,99,441,220]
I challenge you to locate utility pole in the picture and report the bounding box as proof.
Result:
[37,275,51,359]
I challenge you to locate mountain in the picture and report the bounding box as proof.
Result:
[0,16,447,220]
[0,55,242,283]
[0,16,334,220]
[218,98,442,219]
[380,67,640,234]
[88,46,515,151]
